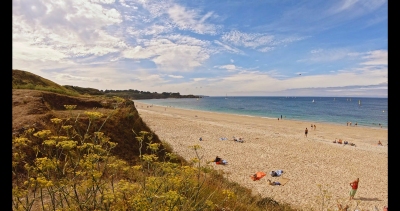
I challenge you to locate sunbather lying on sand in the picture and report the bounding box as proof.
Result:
[212,156,228,165]
[233,136,244,143]
[270,170,283,177]
[267,179,281,186]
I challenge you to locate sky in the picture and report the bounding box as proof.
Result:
[12,0,388,97]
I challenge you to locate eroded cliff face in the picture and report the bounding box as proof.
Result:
[12,89,183,167]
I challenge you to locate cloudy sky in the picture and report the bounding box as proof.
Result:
[13,0,387,97]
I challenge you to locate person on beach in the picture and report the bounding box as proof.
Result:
[314,124,316,130]
[378,140,383,146]
[213,156,227,165]
[305,128,308,137]
[281,115,282,119]
[267,179,281,186]
[349,178,359,200]
[233,136,244,143]
[270,170,283,177]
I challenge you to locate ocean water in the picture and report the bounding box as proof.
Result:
[135,97,388,129]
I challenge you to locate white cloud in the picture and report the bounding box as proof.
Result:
[13,42,68,62]
[213,40,242,54]
[298,48,359,63]
[122,37,211,72]
[167,4,218,35]
[216,64,237,71]
[222,30,274,48]
[13,0,126,68]
[327,0,387,20]
[193,78,206,81]
[221,30,304,53]
[258,46,275,53]
[168,74,183,79]
[55,74,101,82]
[360,50,387,66]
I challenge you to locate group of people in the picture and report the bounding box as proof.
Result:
[233,136,244,143]
[249,170,283,185]
[346,121,359,126]
[199,136,245,143]
[310,124,316,130]
[210,157,386,209]
[333,139,356,146]
[304,124,317,137]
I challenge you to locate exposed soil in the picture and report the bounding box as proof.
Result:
[12,89,182,166]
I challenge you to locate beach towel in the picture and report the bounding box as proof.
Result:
[278,177,290,186]
[251,171,266,181]
[216,160,228,165]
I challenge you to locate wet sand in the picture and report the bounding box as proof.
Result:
[134,102,388,210]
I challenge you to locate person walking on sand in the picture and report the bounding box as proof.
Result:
[349,178,359,200]
[305,128,308,137]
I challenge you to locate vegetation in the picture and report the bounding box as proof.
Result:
[12,101,298,211]
[12,69,80,96]
[13,69,201,99]
[102,89,200,100]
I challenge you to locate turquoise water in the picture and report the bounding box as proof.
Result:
[135,97,388,129]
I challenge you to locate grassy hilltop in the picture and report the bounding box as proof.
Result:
[12,69,298,211]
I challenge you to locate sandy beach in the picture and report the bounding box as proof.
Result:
[134,102,388,211]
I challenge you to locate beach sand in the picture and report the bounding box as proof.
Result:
[134,102,388,211]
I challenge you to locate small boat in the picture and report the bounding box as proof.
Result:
[312,99,315,103]
[358,100,361,106]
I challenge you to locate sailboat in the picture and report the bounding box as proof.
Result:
[312,99,315,103]
[225,94,227,99]
[358,100,361,106]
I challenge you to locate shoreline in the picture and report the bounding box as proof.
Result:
[134,101,388,130]
[134,101,388,210]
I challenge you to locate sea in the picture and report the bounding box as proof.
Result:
[134,96,388,129]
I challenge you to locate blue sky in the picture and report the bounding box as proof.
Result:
[13,0,388,97]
